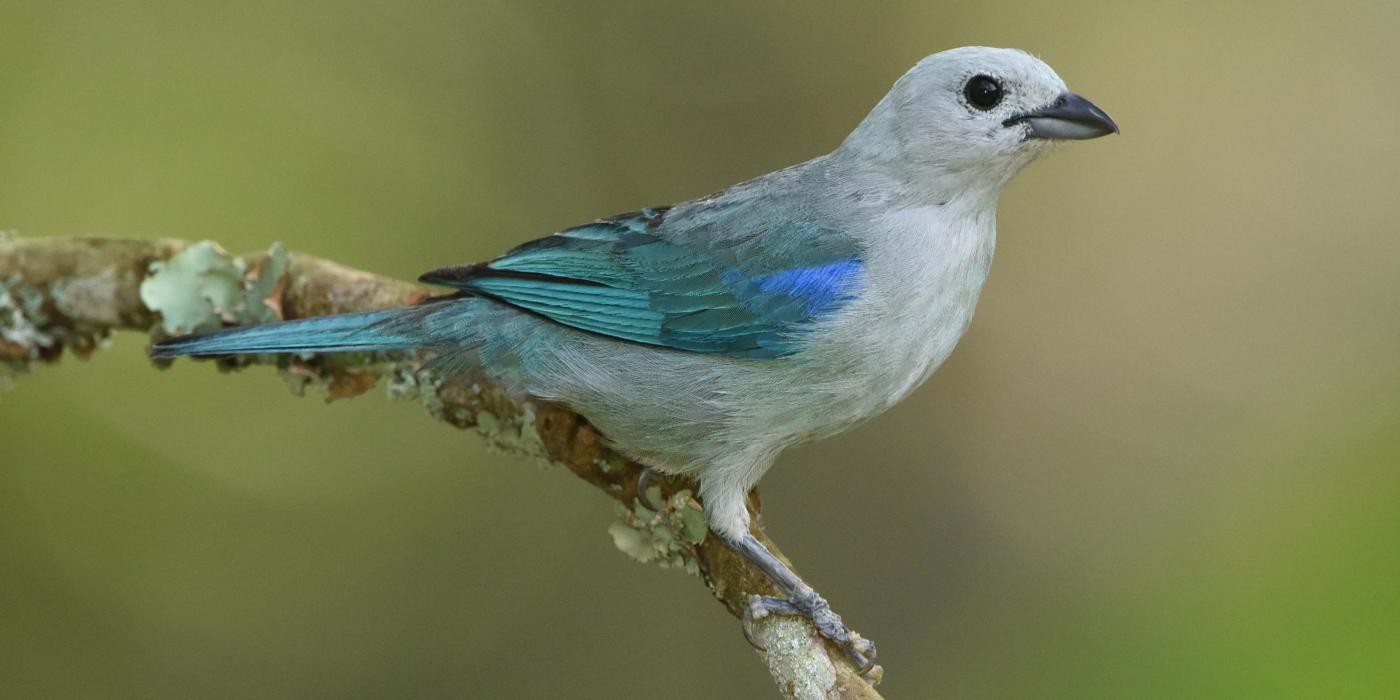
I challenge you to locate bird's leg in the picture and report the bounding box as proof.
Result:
[728,530,878,675]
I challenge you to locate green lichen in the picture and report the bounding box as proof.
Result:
[245,244,287,315]
[279,362,318,397]
[1,275,54,390]
[1,275,52,357]
[388,365,451,420]
[608,488,707,575]
[140,241,287,335]
[595,453,629,475]
[0,275,47,392]
[752,615,840,700]
[473,406,552,468]
[391,367,558,465]
[1,272,114,392]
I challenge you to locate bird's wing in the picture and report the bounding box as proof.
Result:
[419,207,863,359]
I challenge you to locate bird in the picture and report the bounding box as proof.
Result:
[152,46,1117,674]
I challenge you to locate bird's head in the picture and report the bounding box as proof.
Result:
[839,47,1117,199]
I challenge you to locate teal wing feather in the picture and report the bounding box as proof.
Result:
[420,208,863,359]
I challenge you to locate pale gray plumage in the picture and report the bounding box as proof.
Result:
[153,46,1118,671]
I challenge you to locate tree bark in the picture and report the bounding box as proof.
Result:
[0,233,884,700]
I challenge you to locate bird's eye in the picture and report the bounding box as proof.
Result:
[964,75,1003,110]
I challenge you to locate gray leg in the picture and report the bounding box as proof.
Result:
[728,531,877,674]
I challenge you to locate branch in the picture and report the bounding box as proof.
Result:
[0,233,884,700]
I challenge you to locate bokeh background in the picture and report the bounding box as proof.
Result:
[2,1,1398,697]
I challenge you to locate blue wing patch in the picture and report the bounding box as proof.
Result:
[738,260,863,315]
[419,209,863,358]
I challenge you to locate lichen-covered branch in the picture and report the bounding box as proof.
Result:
[0,233,883,700]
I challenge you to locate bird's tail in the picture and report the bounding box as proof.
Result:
[150,308,424,359]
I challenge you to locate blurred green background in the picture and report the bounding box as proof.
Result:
[2,1,1398,697]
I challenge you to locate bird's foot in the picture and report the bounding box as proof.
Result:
[743,592,879,678]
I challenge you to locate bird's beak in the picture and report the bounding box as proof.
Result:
[1004,92,1119,140]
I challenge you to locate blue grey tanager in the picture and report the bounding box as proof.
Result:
[153,46,1117,671]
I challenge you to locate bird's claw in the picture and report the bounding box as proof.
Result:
[635,468,660,512]
[742,593,879,679]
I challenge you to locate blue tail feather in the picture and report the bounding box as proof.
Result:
[150,309,421,358]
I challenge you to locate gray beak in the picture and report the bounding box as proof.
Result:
[1004,92,1119,140]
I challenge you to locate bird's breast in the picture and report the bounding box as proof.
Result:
[813,204,997,422]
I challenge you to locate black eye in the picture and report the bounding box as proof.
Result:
[964,75,1003,110]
